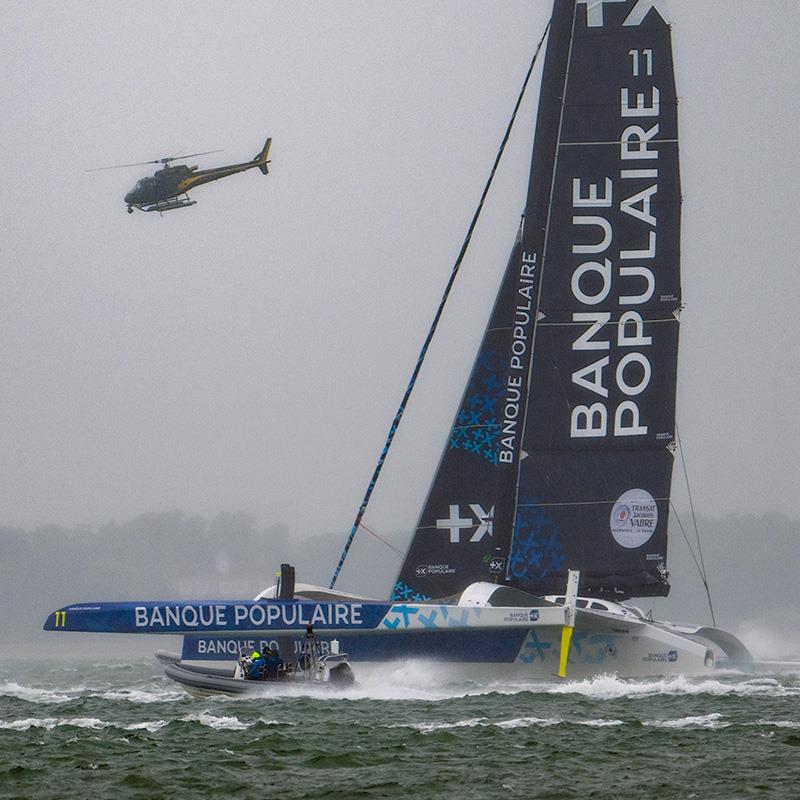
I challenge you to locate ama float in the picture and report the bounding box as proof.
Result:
[46,0,756,684]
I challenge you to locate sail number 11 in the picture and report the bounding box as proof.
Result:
[53,611,67,627]
[629,49,653,76]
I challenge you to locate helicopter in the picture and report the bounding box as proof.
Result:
[88,137,272,214]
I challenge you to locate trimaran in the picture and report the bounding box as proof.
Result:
[46,0,760,683]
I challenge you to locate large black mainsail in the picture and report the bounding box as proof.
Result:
[395,0,680,602]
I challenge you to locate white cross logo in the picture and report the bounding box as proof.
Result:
[622,0,669,26]
[436,504,494,543]
[577,0,627,27]
[577,0,669,28]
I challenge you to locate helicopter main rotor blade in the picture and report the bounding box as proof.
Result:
[85,159,162,173]
[85,149,223,172]
[164,149,224,162]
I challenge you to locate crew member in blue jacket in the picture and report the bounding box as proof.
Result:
[247,648,266,680]
[262,645,284,679]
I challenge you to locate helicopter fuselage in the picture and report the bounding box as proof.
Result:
[124,165,195,207]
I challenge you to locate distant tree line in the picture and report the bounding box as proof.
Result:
[1,510,353,643]
[2,510,798,652]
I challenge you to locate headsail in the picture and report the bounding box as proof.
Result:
[395,0,680,601]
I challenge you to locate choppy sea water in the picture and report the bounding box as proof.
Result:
[1,658,799,800]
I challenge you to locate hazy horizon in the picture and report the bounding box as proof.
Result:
[3,1,799,538]
[4,507,799,663]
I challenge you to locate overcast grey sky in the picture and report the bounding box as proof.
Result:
[2,0,798,571]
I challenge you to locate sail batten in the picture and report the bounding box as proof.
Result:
[394,0,680,602]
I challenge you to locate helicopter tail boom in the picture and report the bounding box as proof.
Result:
[254,137,272,175]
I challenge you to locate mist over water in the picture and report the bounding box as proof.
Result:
[735,616,800,664]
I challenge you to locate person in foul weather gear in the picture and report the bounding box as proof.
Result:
[247,648,266,680]
[299,624,319,671]
[262,644,284,679]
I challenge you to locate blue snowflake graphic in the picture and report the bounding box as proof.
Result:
[391,581,431,603]
[449,348,505,464]
[508,497,566,581]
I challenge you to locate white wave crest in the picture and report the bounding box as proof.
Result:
[124,720,169,733]
[494,716,560,729]
[542,673,800,700]
[0,682,79,705]
[181,711,249,730]
[94,688,186,704]
[753,719,800,729]
[63,717,111,729]
[0,716,110,731]
[643,713,730,729]
[0,717,59,731]
[0,716,175,734]
[405,717,489,732]
[389,715,625,732]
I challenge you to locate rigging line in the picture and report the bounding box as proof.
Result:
[329,20,552,590]
[669,500,703,577]
[670,499,717,626]
[675,423,717,626]
[358,521,406,559]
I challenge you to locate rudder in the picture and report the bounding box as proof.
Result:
[255,137,272,175]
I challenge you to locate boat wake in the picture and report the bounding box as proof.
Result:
[538,672,800,700]
[191,661,800,703]
[1,662,797,755]
[3,659,798,710]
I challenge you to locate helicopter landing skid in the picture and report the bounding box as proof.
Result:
[137,196,197,214]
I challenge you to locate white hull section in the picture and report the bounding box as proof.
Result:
[170,582,735,681]
[178,616,715,681]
